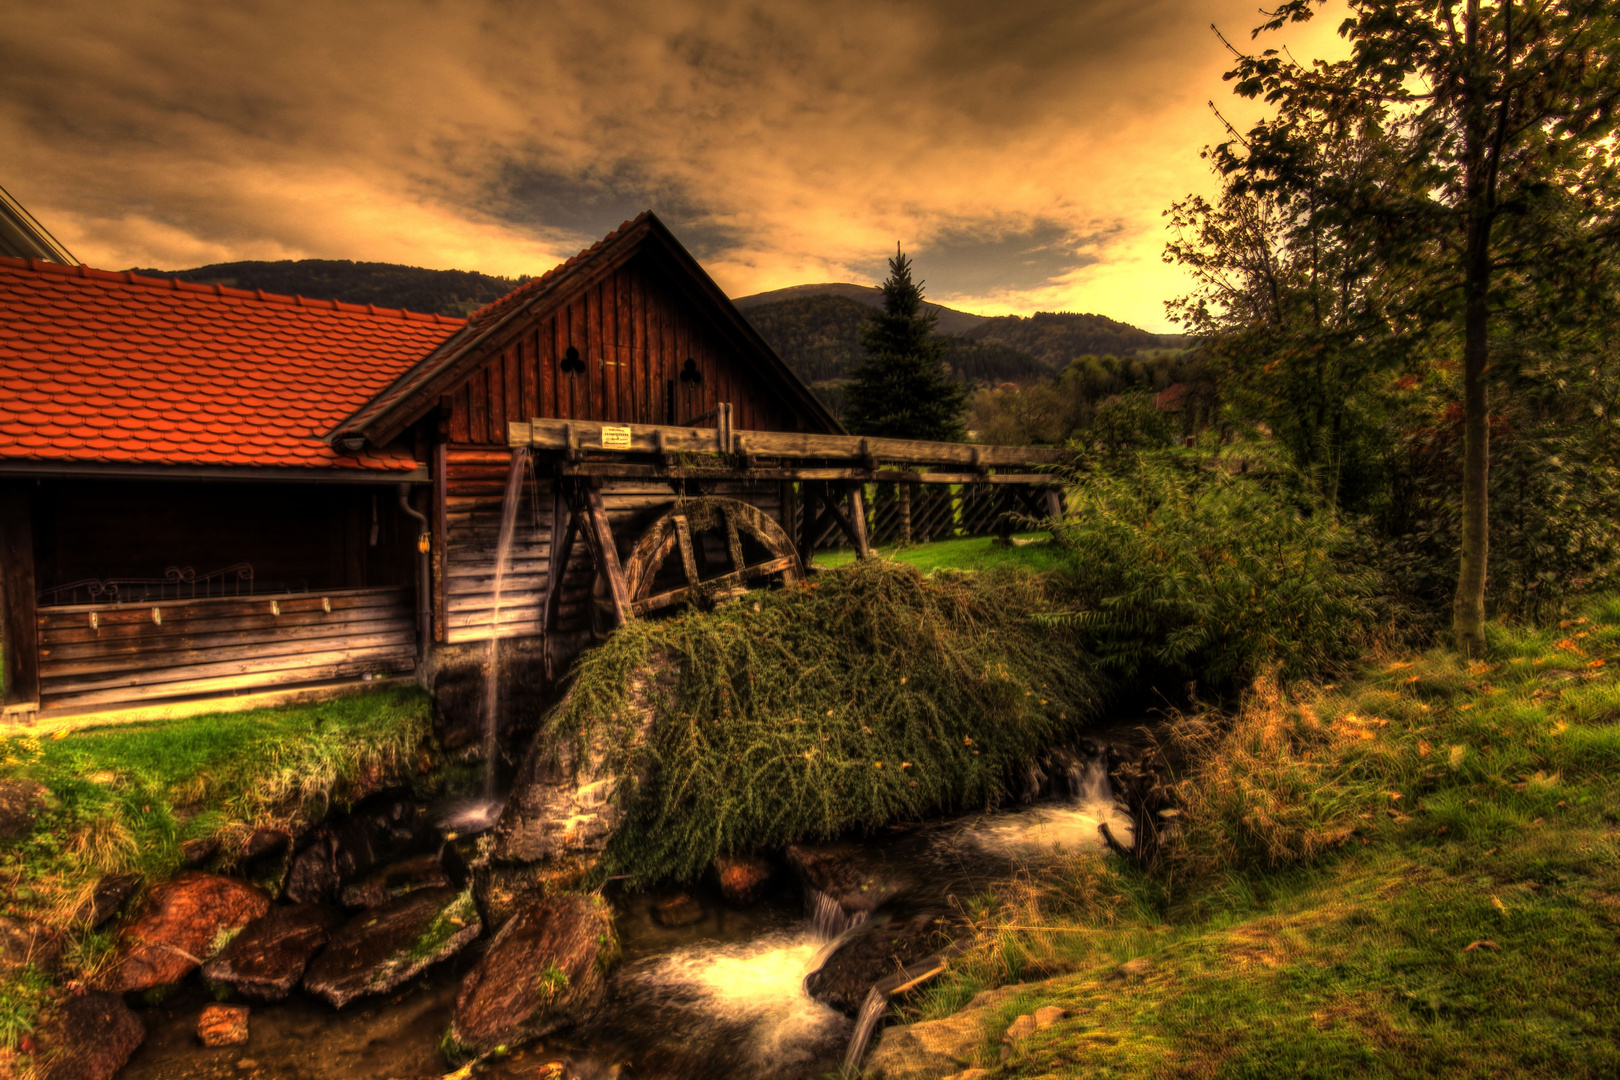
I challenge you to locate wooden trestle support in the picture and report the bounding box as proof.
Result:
[511,409,1066,639]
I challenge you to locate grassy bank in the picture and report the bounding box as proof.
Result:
[0,686,436,1042]
[815,532,1067,574]
[901,597,1620,1078]
[547,559,1102,885]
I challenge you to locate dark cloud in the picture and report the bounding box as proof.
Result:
[0,0,1349,329]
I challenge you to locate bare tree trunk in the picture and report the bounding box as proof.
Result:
[1453,261,1490,656]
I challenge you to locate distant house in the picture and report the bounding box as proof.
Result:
[0,212,840,719]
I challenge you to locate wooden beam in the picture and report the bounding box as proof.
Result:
[573,483,631,626]
[554,462,1055,485]
[798,482,817,570]
[512,417,1064,469]
[0,483,40,711]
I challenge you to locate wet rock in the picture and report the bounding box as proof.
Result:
[72,873,140,928]
[339,853,450,909]
[471,857,592,932]
[242,826,291,858]
[197,1003,249,1046]
[285,799,434,904]
[713,854,773,906]
[181,836,220,866]
[201,902,340,1001]
[651,894,704,928]
[0,780,53,841]
[494,652,675,863]
[806,913,950,1015]
[786,844,904,929]
[32,989,144,1080]
[0,916,63,974]
[106,872,271,992]
[445,893,616,1061]
[303,887,481,1008]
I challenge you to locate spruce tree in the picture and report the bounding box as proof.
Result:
[843,248,968,441]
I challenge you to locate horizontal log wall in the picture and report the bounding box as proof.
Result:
[36,587,414,713]
[443,447,785,644]
[447,257,802,446]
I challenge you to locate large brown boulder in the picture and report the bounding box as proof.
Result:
[106,872,271,992]
[444,893,616,1062]
[493,653,675,863]
[201,902,340,1001]
[31,989,144,1080]
[303,887,481,1008]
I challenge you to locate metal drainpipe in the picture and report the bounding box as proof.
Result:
[398,483,432,662]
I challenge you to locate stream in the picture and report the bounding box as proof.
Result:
[118,754,1133,1080]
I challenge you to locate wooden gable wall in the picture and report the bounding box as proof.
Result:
[443,253,803,445]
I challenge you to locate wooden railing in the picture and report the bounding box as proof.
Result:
[507,410,1066,481]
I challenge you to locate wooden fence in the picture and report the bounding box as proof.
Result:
[35,587,415,714]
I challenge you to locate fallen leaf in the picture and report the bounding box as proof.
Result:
[1464,940,1499,952]
[1491,895,1507,913]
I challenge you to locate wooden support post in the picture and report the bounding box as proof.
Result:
[798,482,818,570]
[899,482,912,547]
[848,484,871,559]
[0,483,40,712]
[584,484,632,625]
[432,443,448,643]
[1044,488,1063,519]
[539,481,572,678]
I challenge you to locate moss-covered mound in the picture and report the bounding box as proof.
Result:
[547,561,1102,884]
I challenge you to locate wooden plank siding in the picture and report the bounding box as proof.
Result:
[440,446,785,644]
[36,587,414,713]
[445,260,800,444]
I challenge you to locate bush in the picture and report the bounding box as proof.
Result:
[541,561,1103,885]
[1047,450,1380,690]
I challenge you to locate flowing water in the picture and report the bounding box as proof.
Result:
[122,750,1131,1080]
[482,447,531,799]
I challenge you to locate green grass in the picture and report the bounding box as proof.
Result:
[0,684,437,1046]
[899,600,1620,1078]
[814,532,1066,574]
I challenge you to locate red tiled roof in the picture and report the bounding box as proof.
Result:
[0,256,464,471]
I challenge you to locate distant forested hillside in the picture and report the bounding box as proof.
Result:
[127,259,525,318]
[740,291,1172,389]
[964,311,1182,366]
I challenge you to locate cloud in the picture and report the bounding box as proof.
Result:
[0,0,1349,331]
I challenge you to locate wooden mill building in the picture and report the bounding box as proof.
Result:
[0,212,1058,721]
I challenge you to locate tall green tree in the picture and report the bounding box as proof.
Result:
[1203,0,1620,654]
[843,248,968,441]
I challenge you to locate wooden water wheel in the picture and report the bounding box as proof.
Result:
[622,497,803,616]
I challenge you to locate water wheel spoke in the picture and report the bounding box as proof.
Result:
[723,509,745,572]
[674,514,700,587]
[633,555,798,614]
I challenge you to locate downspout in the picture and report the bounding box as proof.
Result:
[398,483,432,663]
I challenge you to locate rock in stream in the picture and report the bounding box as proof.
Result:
[445,893,617,1061]
[201,902,341,1001]
[302,886,481,1008]
[105,872,271,993]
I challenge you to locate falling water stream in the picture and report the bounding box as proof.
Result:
[480,447,531,802]
[122,748,1133,1080]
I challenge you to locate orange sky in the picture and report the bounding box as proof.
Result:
[1,1,1349,333]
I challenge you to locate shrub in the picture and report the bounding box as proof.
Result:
[1046,450,1381,690]
[542,561,1103,885]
